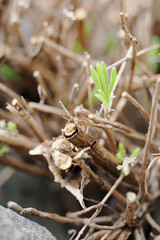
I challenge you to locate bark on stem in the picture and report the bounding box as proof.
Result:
[63,122,118,175]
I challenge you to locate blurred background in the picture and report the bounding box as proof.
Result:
[0,0,159,239]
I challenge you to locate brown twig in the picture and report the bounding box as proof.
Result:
[0,129,37,150]
[73,157,126,205]
[146,213,160,233]
[28,102,66,117]
[63,121,119,175]
[125,191,137,227]
[7,99,46,142]
[122,91,160,132]
[7,201,123,230]
[74,175,124,240]
[0,155,50,178]
[120,12,137,92]
[141,78,160,194]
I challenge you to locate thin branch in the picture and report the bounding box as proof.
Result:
[141,78,160,194]
[0,129,37,150]
[146,213,160,233]
[73,158,126,205]
[122,91,160,132]
[7,99,46,142]
[29,102,66,117]
[74,175,124,240]
[0,155,50,178]
[7,201,123,230]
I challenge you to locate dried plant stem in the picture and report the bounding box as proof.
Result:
[7,101,46,142]
[74,158,126,204]
[74,106,159,150]
[29,102,65,117]
[7,201,123,230]
[30,36,160,69]
[122,91,160,131]
[120,12,137,92]
[34,36,86,65]
[122,91,150,119]
[106,44,160,71]
[74,174,124,240]
[63,122,119,175]
[0,129,37,150]
[146,213,160,233]
[125,192,137,227]
[0,82,23,104]
[141,78,160,194]
[0,155,50,178]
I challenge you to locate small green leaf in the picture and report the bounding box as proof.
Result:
[101,61,109,94]
[109,67,116,96]
[98,89,108,107]
[116,152,123,163]
[90,65,101,90]
[0,120,6,128]
[96,64,103,90]
[131,147,140,158]
[118,142,126,156]
[0,64,20,82]
[73,42,84,54]
[119,143,125,155]
[83,20,93,36]
[7,121,17,133]
[95,93,103,103]
[117,165,122,171]
[0,145,10,155]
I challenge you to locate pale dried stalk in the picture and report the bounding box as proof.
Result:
[0,155,49,178]
[0,82,23,104]
[29,102,65,117]
[74,175,124,240]
[7,100,46,142]
[122,91,160,132]
[7,201,122,230]
[146,213,160,233]
[73,158,126,205]
[30,35,160,69]
[120,12,137,92]
[0,129,37,150]
[141,78,160,193]
[74,106,159,150]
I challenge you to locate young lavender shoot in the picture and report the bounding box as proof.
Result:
[90,61,116,117]
[116,142,140,176]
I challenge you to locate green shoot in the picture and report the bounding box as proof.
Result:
[90,61,116,115]
[0,64,20,82]
[116,142,140,176]
[7,121,17,133]
[0,143,10,155]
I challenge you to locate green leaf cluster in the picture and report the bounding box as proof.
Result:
[0,119,18,133]
[0,120,18,155]
[90,62,116,109]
